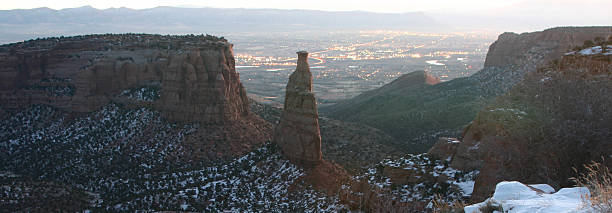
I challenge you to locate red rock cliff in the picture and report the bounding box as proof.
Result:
[0,34,249,124]
[274,51,323,168]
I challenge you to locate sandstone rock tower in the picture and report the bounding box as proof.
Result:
[274,51,322,168]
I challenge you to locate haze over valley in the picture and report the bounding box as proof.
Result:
[233,31,493,105]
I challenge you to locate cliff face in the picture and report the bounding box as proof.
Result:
[0,34,272,162]
[158,45,249,123]
[474,27,612,97]
[484,27,612,68]
[0,34,249,123]
[274,51,323,168]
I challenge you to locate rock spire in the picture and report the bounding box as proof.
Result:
[274,51,322,168]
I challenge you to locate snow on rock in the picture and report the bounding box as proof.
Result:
[528,184,555,194]
[492,181,540,200]
[347,153,478,207]
[455,180,476,197]
[119,85,161,102]
[565,45,612,56]
[464,181,592,213]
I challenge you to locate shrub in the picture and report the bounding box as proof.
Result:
[571,159,612,213]
[477,200,503,213]
[583,40,595,48]
[432,194,465,213]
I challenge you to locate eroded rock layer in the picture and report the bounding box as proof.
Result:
[0,34,249,123]
[274,51,323,168]
[0,34,272,162]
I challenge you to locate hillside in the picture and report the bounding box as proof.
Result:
[0,35,351,211]
[439,47,612,202]
[323,27,612,152]
[0,105,342,211]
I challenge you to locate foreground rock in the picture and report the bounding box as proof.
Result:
[274,51,323,168]
[465,181,591,213]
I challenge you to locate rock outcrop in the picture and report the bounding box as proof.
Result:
[274,51,323,168]
[157,44,249,123]
[484,27,612,68]
[0,34,272,161]
[0,34,250,123]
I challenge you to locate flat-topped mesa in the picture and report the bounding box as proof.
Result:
[274,51,323,168]
[0,34,250,124]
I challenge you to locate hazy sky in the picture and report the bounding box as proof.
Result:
[2,0,610,32]
[2,0,525,13]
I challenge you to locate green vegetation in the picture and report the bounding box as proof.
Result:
[468,54,612,189]
[323,69,505,153]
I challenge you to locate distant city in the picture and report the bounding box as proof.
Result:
[230,31,496,106]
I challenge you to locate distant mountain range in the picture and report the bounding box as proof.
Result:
[0,6,440,44]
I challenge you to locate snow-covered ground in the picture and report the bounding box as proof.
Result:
[119,85,160,101]
[347,153,478,208]
[0,104,343,212]
[464,181,592,213]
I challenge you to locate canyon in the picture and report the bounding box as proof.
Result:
[1,26,612,212]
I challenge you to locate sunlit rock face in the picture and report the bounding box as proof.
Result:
[274,51,323,168]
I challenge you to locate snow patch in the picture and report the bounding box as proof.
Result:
[465,181,592,213]
[565,45,612,56]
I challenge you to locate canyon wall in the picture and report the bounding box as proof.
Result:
[0,34,250,123]
[484,27,612,68]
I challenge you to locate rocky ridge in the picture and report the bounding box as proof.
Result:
[430,45,612,202]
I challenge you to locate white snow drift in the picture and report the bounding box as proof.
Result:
[465,181,592,213]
